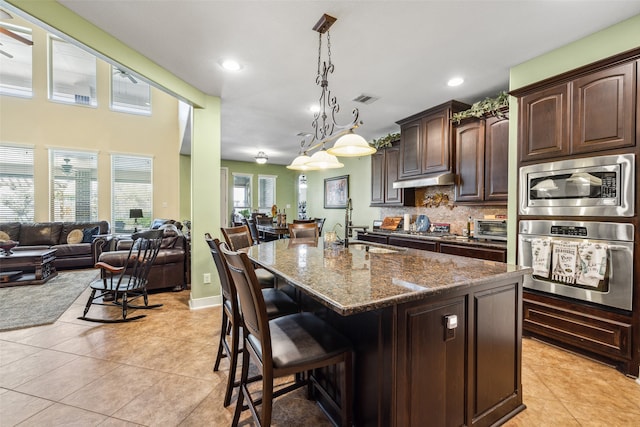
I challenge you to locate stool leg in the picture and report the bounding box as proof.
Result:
[223,317,240,407]
[213,310,229,372]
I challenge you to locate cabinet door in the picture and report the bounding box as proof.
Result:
[370,150,385,205]
[454,119,484,202]
[399,118,422,178]
[484,116,509,202]
[439,243,507,262]
[519,83,570,162]
[572,62,636,154]
[396,297,466,427]
[384,143,402,204]
[422,111,451,174]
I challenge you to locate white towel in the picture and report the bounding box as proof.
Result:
[576,242,608,287]
[531,238,551,278]
[551,241,578,284]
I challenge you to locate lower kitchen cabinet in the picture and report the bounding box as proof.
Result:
[523,290,634,375]
[388,235,437,252]
[440,242,507,262]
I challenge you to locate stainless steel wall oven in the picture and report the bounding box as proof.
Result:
[519,153,635,217]
[518,220,634,311]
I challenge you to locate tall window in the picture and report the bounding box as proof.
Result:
[112,155,152,233]
[232,173,252,211]
[0,144,34,221]
[111,65,151,115]
[258,175,276,213]
[49,36,97,106]
[50,150,98,222]
[0,24,33,97]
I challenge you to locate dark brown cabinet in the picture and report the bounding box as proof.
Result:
[454,115,509,204]
[440,242,507,262]
[517,60,636,162]
[397,100,469,180]
[370,141,415,206]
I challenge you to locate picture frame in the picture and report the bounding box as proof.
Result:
[324,175,349,209]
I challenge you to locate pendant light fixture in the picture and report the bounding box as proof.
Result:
[287,13,375,170]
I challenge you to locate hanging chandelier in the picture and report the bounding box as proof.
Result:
[287,14,375,171]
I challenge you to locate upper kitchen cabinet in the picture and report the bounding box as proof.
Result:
[454,113,509,204]
[397,100,470,179]
[515,51,638,163]
[371,140,416,206]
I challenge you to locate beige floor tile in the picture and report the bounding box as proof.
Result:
[566,400,640,426]
[12,322,94,349]
[0,388,54,426]
[0,340,42,366]
[0,348,78,389]
[15,402,108,426]
[60,364,166,415]
[504,396,579,426]
[15,355,120,401]
[111,373,214,425]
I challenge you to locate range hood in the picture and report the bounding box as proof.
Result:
[392,172,456,189]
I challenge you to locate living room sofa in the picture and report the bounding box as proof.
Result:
[97,223,187,291]
[0,221,111,269]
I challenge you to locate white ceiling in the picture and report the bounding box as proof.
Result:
[45,1,640,164]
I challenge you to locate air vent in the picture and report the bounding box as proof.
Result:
[353,94,379,104]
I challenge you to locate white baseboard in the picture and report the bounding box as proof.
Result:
[188,292,221,310]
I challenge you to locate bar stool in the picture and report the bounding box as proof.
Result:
[221,242,354,427]
[205,234,298,407]
[221,225,276,288]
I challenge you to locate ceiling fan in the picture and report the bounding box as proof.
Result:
[113,67,138,84]
[0,9,33,59]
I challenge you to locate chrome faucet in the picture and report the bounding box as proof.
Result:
[344,198,352,247]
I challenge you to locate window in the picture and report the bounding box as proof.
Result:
[0,24,33,97]
[50,149,98,222]
[258,175,276,213]
[49,36,97,106]
[111,65,151,114]
[0,144,34,222]
[232,173,252,210]
[112,155,152,233]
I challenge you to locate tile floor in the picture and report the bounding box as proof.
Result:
[1,285,639,426]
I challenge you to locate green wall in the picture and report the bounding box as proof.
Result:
[506,13,640,263]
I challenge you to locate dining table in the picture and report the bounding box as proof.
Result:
[256,223,289,239]
[245,238,531,426]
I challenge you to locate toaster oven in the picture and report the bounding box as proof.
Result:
[474,219,507,241]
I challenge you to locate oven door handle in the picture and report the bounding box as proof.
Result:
[520,238,627,252]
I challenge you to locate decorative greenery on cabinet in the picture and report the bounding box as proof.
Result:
[451,91,509,124]
[370,132,401,150]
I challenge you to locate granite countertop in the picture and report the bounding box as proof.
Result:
[246,239,530,316]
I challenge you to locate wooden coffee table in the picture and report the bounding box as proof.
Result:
[0,248,57,287]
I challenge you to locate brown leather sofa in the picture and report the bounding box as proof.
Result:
[97,223,187,291]
[0,221,111,269]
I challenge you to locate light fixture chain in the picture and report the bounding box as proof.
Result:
[327,30,331,67]
[317,32,322,77]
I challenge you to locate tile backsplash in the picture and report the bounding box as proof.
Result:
[379,186,507,236]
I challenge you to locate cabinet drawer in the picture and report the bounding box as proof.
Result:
[523,293,632,360]
[388,236,437,252]
[439,243,506,262]
[357,233,388,244]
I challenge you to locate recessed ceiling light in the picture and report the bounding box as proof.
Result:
[447,77,464,87]
[221,59,242,71]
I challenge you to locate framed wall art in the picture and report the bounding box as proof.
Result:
[324,175,349,209]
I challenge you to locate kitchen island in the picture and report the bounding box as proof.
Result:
[246,239,531,427]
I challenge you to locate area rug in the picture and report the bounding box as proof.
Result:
[0,269,98,332]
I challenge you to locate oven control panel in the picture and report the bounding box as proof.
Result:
[550,225,588,237]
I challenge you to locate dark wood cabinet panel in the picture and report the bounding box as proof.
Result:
[571,61,636,153]
[484,116,509,201]
[440,242,507,262]
[356,232,388,244]
[388,236,437,252]
[422,111,450,174]
[523,291,633,364]
[370,141,415,206]
[396,297,466,427]
[455,120,485,202]
[399,119,422,178]
[519,83,570,162]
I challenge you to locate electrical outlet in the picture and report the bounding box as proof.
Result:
[203,273,211,284]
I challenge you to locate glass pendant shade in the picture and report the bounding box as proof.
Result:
[287,154,315,170]
[327,131,376,157]
[305,149,344,169]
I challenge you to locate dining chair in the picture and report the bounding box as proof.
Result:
[78,229,163,323]
[245,218,261,244]
[221,225,276,288]
[221,243,353,427]
[293,219,315,224]
[205,233,298,407]
[313,217,326,236]
[288,222,319,241]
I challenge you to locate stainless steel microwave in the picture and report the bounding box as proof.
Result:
[519,153,635,217]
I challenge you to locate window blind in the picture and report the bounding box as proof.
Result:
[50,149,98,222]
[112,155,152,232]
[0,144,34,222]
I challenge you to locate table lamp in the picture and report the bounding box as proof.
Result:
[129,209,143,232]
